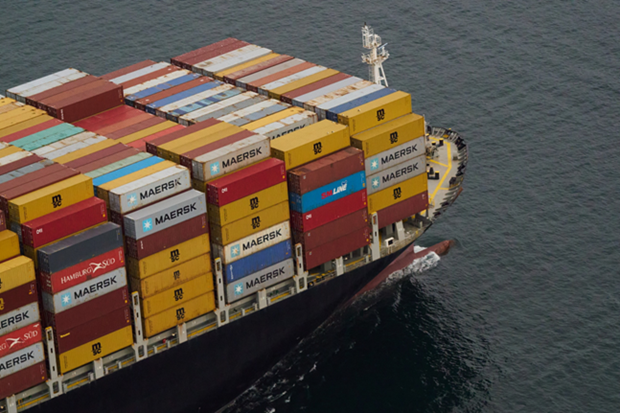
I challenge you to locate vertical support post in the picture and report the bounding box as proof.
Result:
[257,289,268,310]
[214,258,229,327]
[176,323,188,344]
[92,358,104,380]
[5,395,17,413]
[45,327,63,398]
[335,257,344,276]
[294,243,308,293]
[370,213,380,261]
[394,221,405,240]
[131,292,147,362]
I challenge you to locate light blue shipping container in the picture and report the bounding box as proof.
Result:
[168,89,243,118]
[288,170,367,213]
[325,88,397,122]
[91,156,164,193]
[192,96,266,124]
[11,124,84,152]
[125,74,201,104]
[85,152,153,179]
[224,239,293,283]
[145,81,224,114]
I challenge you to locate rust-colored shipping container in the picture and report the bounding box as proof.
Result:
[145,118,220,155]
[293,208,369,251]
[55,305,131,354]
[287,147,364,195]
[178,129,255,170]
[74,105,142,132]
[46,82,124,123]
[376,191,429,228]
[0,119,62,143]
[120,65,179,90]
[224,55,294,85]
[171,38,242,69]
[126,214,208,260]
[27,75,100,109]
[128,124,185,152]
[0,162,65,196]
[106,117,165,140]
[64,143,127,169]
[76,148,141,174]
[303,225,370,270]
[134,77,213,111]
[290,190,367,232]
[92,112,153,136]
[0,280,37,316]
[0,153,44,177]
[0,361,47,399]
[0,322,42,359]
[246,62,316,93]
[182,40,250,68]
[280,72,351,104]
[100,60,157,81]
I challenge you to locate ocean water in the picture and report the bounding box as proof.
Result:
[2,1,619,412]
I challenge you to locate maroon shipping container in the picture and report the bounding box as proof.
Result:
[0,153,43,177]
[288,147,365,195]
[207,158,286,206]
[280,72,351,104]
[0,322,42,359]
[55,305,131,354]
[125,214,208,260]
[134,77,213,111]
[247,62,315,93]
[99,60,157,81]
[64,143,127,169]
[145,118,221,155]
[92,112,154,136]
[120,65,180,89]
[304,225,371,270]
[74,105,144,133]
[0,281,37,317]
[21,197,107,248]
[223,55,294,85]
[39,79,111,109]
[293,208,369,251]
[0,166,79,215]
[39,247,124,295]
[1,119,63,144]
[46,82,124,123]
[0,210,5,232]
[376,191,429,228]
[0,162,60,195]
[182,41,250,69]
[290,190,367,232]
[75,148,140,174]
[43,287,129,333]
[0,361,47,399]
[106,117,165,140]
[179,129,255,170]
[171,38,241,69]
[27,75,99,109]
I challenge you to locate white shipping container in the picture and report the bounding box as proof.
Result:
[19,72,89,99]
[304,80,374,112]
[199,47,273,76]
[366,153,426,195]
[252,111,318,140]
[0,142,9,151]
[292,76,362,107]
[157,84,234,113]
[0,302,41,337]
[192,133,270,181]
[315,84,384,119]
[43,135,107,160]
[236,58,305,89]
[6,68,79,100]
[258,66,327,95]
[32,132,97,156]
[0,342,45,380]
[123,70,190,96]
[109,165,191,214]
[365,136,426,176]
[109,62,170,85]
[225,259,294,303]
[179,92,260,126]
[0,151,33,167]
[42,268,127,314]
[217,100,282,123]
[194,45,267,75]
[214,221,291,264]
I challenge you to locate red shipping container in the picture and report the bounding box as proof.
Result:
[288,147,365,195]
[376,191,429,228]
[125,214,208,260]
[44,287,129,333]
[179,129,255,170]
[73,105,143,132]
[171,38,241,69]
[293,208,369,251]
[290,190,367,232]
[46,82,124,123]
[91,112,153,136]
[120,65,180,90]
[134,77,213,111]
[75,148,141,174]
[63,143,127,169]
[0,153,44,177]
[145,118,220,155]
[55,305,131,354]
[303,225,371,270]
[21,197,107,248]
[39,79,111,110]
[1,119,63,144]
[247,62,315,93]
[280,72,351,104]
[0,210,5,232]
[27,75,100,109]
[182,40,250,68]
[0,281,37,317]
[0,361,47,399]
[106,117,165,140]
[128,124,185,151]
[99,60,157,81]
[0,323,43,358]
[39,247,124,295]
[224,55,294,85]
[207,158,285,206]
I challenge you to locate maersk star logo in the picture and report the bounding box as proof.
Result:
[61,293,72,307]
[210,161,220,175]
[234,282,243,296]
[127,193,138,207]
[372,177,380,189]
[230,244,240,258]
[142,218,153,233]
[369,157,379,171]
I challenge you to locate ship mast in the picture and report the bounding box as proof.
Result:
[361,23,389,87]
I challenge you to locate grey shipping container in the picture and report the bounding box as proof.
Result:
[0,302,40,337]
[0,342,45,380]
[225,258,294,303]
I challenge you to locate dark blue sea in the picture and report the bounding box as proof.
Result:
[2,1,619,412]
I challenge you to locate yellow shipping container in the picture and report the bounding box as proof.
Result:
[242,107,305,131]
[0,230,20,263]
[161,124,243,163]
[127,234,211,279]
[270,120,349,170]
[117,121,178,145]
[214,53,281,80]
[0,256,35,293]
[338,91,412,135]
[129,254,212,299]
[0,98,16,107]
[141,273,214,317]
[0,109,46,131]
[157,123,233,160]
[54,139,118,164]
[208,181,288,226]
[350,113,425,158]
[268,69,340,100]
[95,160,177,205]
[0,104,22,116]
[210,200,290,245]
[367,173,428,214]
[143,292,216,338]
[59,325,133,374]
[0,145,24,159]
[0,106,41,122]
[8,174,93,223]
[0,115,53,139]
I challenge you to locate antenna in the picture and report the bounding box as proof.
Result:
[361,24,389,87]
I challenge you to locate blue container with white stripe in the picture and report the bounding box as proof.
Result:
[288,170,367,214]
[145,81,223,114]
[92,156,164,194]
[223,240,293,283]
[125,74,201,104]
[325,88,396,122]
[168,89,242,119]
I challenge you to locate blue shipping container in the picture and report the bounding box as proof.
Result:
[289,170,367,213]
[145,81,224,114]
[91,156,164,193]
[170,89,243,117]
[325,88,396,122]
[125,74,202,103]
[224,239,293,283]
[11,124,84,151]
[193,96,266,123]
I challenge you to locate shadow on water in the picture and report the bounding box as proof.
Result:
[210,261,493,413]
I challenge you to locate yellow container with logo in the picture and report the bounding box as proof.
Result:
[59,325,133,373]
[156,122,233,161]
[163,124,243,164]
[367,173,428,214]
[0,230,20,263]
[338,91,412,135]
[0,145,24,159]
[117,121,178,145]
[0,256,35,293]
[127,233,210,279]
[130,254,212,299]
[0,115,53,139]
[243,107,305,131]
[350,113,425,158]
[8,174,93,223]
[210,201,290,245]
[143,292,216,338]
[214,53,281,80]
[141,273,214,317]
[207,181,288,226]
[54,139,118,164]
[268,69,340,100]
[270,120,349,170]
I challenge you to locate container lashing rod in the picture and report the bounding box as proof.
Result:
[131,292,148,362]
[214,258,229,327]
[45,326,64,398]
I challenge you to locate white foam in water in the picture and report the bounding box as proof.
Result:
[387,247,441,283]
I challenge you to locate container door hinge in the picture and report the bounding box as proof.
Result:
[44,327,64,398]
[130,292,148,362]
[370,213,380,261]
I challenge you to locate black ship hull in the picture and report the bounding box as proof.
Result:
[33,246,406,413]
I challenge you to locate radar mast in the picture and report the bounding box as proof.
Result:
[361,23,389,87]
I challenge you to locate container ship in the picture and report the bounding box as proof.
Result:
[0,26,468,413]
